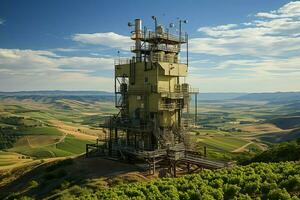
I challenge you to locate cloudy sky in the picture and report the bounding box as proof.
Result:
[0,0,300,92]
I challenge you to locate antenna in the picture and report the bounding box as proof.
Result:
[128,22,134,27]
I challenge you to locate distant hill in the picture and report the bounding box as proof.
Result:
[0,90,113,97]
[1,91,300,102]
[198,93,246,100]
[259,128,300,143]
[0,91,114,102]
[235,92,300,102]
[269,116,300,130]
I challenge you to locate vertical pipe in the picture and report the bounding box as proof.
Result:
[195,93,198,125]
[114,72,117,107]
[153,159,156,174]
[179,20,182,49]
[115,128,118,144]
[126,130,129,146]
[173,161,176,177]
[134,132,137,148]
[186,33,189,68]
[135,19,142,62]
[109,117,112,156]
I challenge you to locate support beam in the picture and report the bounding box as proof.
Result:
[194,93,198,125]
[115,128,118,143]
[173,161,177,177]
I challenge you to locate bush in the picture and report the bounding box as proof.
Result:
[28,180,39,188]
[267,188,291,200]
[77,161,300,200]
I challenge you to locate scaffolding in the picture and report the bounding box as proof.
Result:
[86,18,234,175]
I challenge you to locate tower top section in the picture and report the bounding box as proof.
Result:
[126,17,189,63]
[130,19,187,45]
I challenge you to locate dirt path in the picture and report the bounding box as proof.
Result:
[232,142,253,153]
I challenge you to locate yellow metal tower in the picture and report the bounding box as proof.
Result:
[86,18,234,175]
[109,17,198,152]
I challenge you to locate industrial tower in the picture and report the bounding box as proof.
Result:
[110,18,198,152]
[86,17,233,175]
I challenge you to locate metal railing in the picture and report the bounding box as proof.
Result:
[131,44,179,53]
[159,85,199,94]
[181,118,192,128]
[151,54,179,63]
[131,31,187,43]
[114,58,131,65]
[114,53,185,65]
[189,88,200,93]
[159,103,181,110]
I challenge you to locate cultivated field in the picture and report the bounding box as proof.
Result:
[0,93,299,169]
[0,97,116,169]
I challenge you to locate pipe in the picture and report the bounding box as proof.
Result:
[135,19,142,62]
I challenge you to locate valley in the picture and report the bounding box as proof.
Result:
[0,91,300,199]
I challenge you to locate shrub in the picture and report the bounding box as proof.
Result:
[267,188,291,200]
[28,180,39,188]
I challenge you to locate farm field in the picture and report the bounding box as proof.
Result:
[187,96,300,160]
[0,95,116,169]
[1,92,300,166]
[0,151,33,168]
[0,92,300,199]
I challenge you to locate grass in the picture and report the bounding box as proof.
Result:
[198,136,249,152]
[9,145,73,158]
[0,151,33,167]
[1,96,298,163]
[13,136,61,147]
[8,134,91,158]
[20,127,63,136]
[56,135,91,154]
[0,99,103,162]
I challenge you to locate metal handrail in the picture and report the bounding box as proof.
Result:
[150,54,180,63]
[115,53,185,65]
[131,31,187,43]
[159,103,181,110]
[131,44,179,53]
[189,88,200,93]
[159,85,199,94]
[114,58,131,65]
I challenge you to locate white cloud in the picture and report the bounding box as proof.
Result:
[187,74,300,93]
[197,24,237,33]
[72,32,132,50]
[0,18,4,25]
[192,1,300,57]
[256,1,300,18]
[0,48,114,91]
[52,48,79,52]
[0,48,113,72]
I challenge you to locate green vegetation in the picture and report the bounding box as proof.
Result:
[198,136,249,152]
[56,135,92,154]
[8,134,91,158]
[1,92,300,199]
[246,140,300,164]
[19,127,63,136]
[9,145,73,158]
[270,116,300,129]
[0,97,106,162]
[52,161,300,200]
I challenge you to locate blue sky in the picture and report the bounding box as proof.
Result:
[0,0,299,92]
